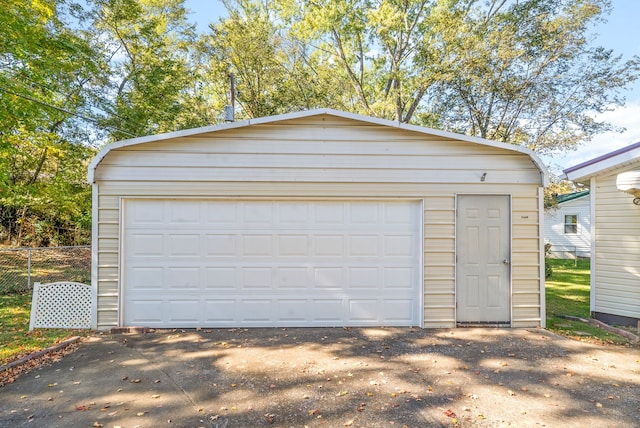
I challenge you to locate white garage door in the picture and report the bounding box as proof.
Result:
[122,199,422,327]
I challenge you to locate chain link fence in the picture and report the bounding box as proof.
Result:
[0,246,91,294]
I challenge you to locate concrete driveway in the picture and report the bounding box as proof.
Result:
[1,328,639,427]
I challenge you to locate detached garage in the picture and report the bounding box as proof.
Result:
[89,109,548,330]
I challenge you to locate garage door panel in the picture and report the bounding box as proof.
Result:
[384,235,415,256]
[277,300,309,321]
[168,201,200,223]
[279,202,308,223]
[167,300,200,322]
[131,234,164,256]
[242,299,273,322]
[314,267,344,288]
[244,202,274,223]
[123,199,421,327]
[349,267,379,288]
[277,235,308,256]
[384,267,414,288]
[203,299,236,323]
[206,234,236,256]
[315,203,345,223]
[242,268,272,288]
[312,300,343,321]
[350,202,379,223]
[314,235,344,256]
[130,200,164,224]
[350,235,379,256]
[205,268,236,289]
[168,234,200,256]
[128,300,163,323]
[167,267,199,289]
[242,235,273,255]
[276,267,309,288]
[385,203,415,224]
[129,267,163,289]
[349,300,378,322]
[381,300,415,321]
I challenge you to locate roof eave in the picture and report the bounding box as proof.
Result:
[563,141,640,183]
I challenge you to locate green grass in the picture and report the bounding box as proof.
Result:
[0,293,86,366]
[545,258,629,345]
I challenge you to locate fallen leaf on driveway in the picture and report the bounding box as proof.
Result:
[92,422,103,427]
[344,419,354,426]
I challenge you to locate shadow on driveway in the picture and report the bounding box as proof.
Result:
[1,327,639,427]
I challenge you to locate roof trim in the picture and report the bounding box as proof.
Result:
[88,108,548,184]
[563,141,640,183]
[555,189,590,204]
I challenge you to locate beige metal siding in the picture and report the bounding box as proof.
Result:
[593,171,640,319]
[92,115,544,329]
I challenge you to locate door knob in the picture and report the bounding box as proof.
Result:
[503,259,510,265]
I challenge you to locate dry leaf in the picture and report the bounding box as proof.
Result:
[344,419,354,426]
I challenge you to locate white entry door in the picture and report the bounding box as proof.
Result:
[456,195,510,324]
[121,199,422,328]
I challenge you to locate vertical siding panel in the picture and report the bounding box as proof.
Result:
[423,195,456,327]
[593,172,640,320]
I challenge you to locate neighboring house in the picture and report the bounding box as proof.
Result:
[544,190,591,258]
[88,109,548,330]
[564,142,640,327]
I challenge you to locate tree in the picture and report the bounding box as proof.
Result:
[0,0,101,245]
[267,0,639,156]
[91,0,203,140]
[199,0,344,120]
[434,0,640,156]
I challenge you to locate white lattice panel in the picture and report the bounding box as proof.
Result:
[29,282,94,330]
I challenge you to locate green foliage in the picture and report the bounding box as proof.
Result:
[545,258,628,345]
[0,0,102,246]
[1,0,640,247]
[92,0,203,139]
[255,0,640,157]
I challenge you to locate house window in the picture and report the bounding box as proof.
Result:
[564,214,578,234]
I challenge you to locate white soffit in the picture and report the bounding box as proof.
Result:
[564,142,640,184]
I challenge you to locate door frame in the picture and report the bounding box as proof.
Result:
[454,194,512,326]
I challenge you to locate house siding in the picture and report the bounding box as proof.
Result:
[92,114,545,329]
[592,170,640,320]
[544,196,591,258]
